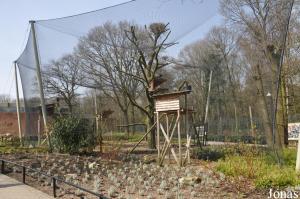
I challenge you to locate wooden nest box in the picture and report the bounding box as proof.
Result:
[153,90,192,167]
[153,90,191,113]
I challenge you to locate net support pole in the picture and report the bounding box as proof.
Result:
[204,70,213,124]
[14,61,23,146]
[30,20,51,149]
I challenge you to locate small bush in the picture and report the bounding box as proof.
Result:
[50,116,96,154]
[216,147,300,189]
[196,148,225,161]
[254,167,299,188]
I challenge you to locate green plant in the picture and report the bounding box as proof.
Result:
[196,148,225,161]
[216,147,300,189]
[50,116,96,154]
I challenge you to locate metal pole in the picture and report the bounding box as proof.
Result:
[178,110,181,166]
[37,115,41,146]
[204,70,213,124]
[156,112,160,160]
[185,93,188,138]
[14,62,23,146]
[29,20,51,148]
[249,106,255,139]
[1,160,4,174]
[52,177,57,197]
[22,166,26,183]
[94,88,102,152]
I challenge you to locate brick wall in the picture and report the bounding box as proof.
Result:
[0,112,26,137]
[0,112,44,137]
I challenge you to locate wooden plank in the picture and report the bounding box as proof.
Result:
[156,99,180,112]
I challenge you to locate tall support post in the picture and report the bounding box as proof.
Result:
[166,114,170,162]
[296,139,300,171]
[38,115,41,146]
[156,112,160,160]
[204,70,213,124]
[185,93,188,138]
[177,109,182,166]
[94,89,98,131]
[94,88,102,152]
[30,20,51,149]
[14,62,23,146]
[249,106,255,139]
[234,104,238,135]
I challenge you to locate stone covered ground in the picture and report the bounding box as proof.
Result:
[0,151,267,199]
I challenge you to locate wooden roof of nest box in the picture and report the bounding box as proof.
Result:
[153,90,191,112]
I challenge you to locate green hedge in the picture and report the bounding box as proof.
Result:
[50,116,96,154]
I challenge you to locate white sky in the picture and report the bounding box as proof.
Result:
[0,0,221,99]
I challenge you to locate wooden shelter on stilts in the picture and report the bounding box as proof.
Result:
[128,77,196,167]
[153,89,193,167]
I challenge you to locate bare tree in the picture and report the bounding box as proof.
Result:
[43,54,83,113]
[124,23,174,148]
[221,0,294,149]
[0,95,11,103]
[76,22,141,137]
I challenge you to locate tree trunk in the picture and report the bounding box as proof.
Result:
[147,97,156,149]
[147,114,156,149]
[123,109,130,138]
[255,64,273,147]
[68,102,73,114]
[131,105,136,135]
[276,76,288,147]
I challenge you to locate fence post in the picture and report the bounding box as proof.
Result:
[22,166,25,183]
[52,177,57,198]
[1,160,4,174]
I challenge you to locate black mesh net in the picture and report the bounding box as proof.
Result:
[16,0,219,136]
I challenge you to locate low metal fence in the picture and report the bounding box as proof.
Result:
[0,159,107,199]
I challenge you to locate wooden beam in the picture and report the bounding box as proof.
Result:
[127,114,165,155]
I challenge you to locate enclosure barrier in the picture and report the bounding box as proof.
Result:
[0,159,107,199]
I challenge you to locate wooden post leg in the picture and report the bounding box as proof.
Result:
[187,135,191,164]
[156,112,160,161]
[178,110,182,167]
[166,114,170,162]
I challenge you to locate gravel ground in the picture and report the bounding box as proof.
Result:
[0,152,266,199]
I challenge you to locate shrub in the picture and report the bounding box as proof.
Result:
[254,167,299,188]
[216,147,300,189]
[196,148,225,161]
[50,116,96,154]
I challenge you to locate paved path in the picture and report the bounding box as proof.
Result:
[0,174,53,199]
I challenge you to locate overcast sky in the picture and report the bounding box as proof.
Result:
[0,0,220,99]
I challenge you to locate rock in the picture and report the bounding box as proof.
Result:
[179,176,201,186]
[65,174,77,182]
[146,194,154,199]
[165,191,174,199]
[88,162,97,169]
[12,166,21,173]
[143,155,156,164]
[65,161,70,166]
[191,191,198,197]
[160,180,168,190]
[59,166,65,171]
[43,179,51,186]
[30,160,41,169]
[294,186,300,191]
[157,188,164,195]
[218,172,226,181]
[108,186,117,197]
[139,189,147,196]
